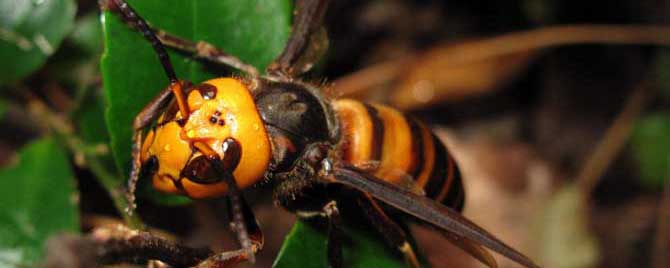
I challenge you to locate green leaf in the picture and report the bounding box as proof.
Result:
[49,12,103,92]
[33,12,103,117]
[69,13,103,57]
[630,112,670,189]
[71,88,122,184]
[273,220,407,268]
[0,0,76,84]
[0,138,79,267]
[0,98,7,120]
[73,89,110,145]
[100,0,291,191]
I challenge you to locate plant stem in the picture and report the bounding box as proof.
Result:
[26,98,144,229]
[74,138,143,228]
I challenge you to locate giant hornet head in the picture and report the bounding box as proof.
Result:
[139,78,272,199]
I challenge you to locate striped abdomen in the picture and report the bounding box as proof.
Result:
[333,99,464,210]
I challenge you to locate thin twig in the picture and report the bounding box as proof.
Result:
[94,226,212,267]
[334,24,670,99]
[575,81,649,197]
[43,225,212,268]
[330,57,409,97]
[417,25,670,66]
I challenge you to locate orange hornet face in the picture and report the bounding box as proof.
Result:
[140,78,272,199]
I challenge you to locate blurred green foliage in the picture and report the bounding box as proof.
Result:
[630,113,670,189]
[0,138,79,267]
[0,0,76,85]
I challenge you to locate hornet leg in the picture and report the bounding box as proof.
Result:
[192,140,263,267]
[295,200,345,268]
[357,193,421,268]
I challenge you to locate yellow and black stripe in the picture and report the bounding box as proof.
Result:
[333,99,464,210]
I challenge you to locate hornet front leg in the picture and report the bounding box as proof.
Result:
[192,140,263,267]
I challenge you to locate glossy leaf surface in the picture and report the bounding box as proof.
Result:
[273,219,407,268]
